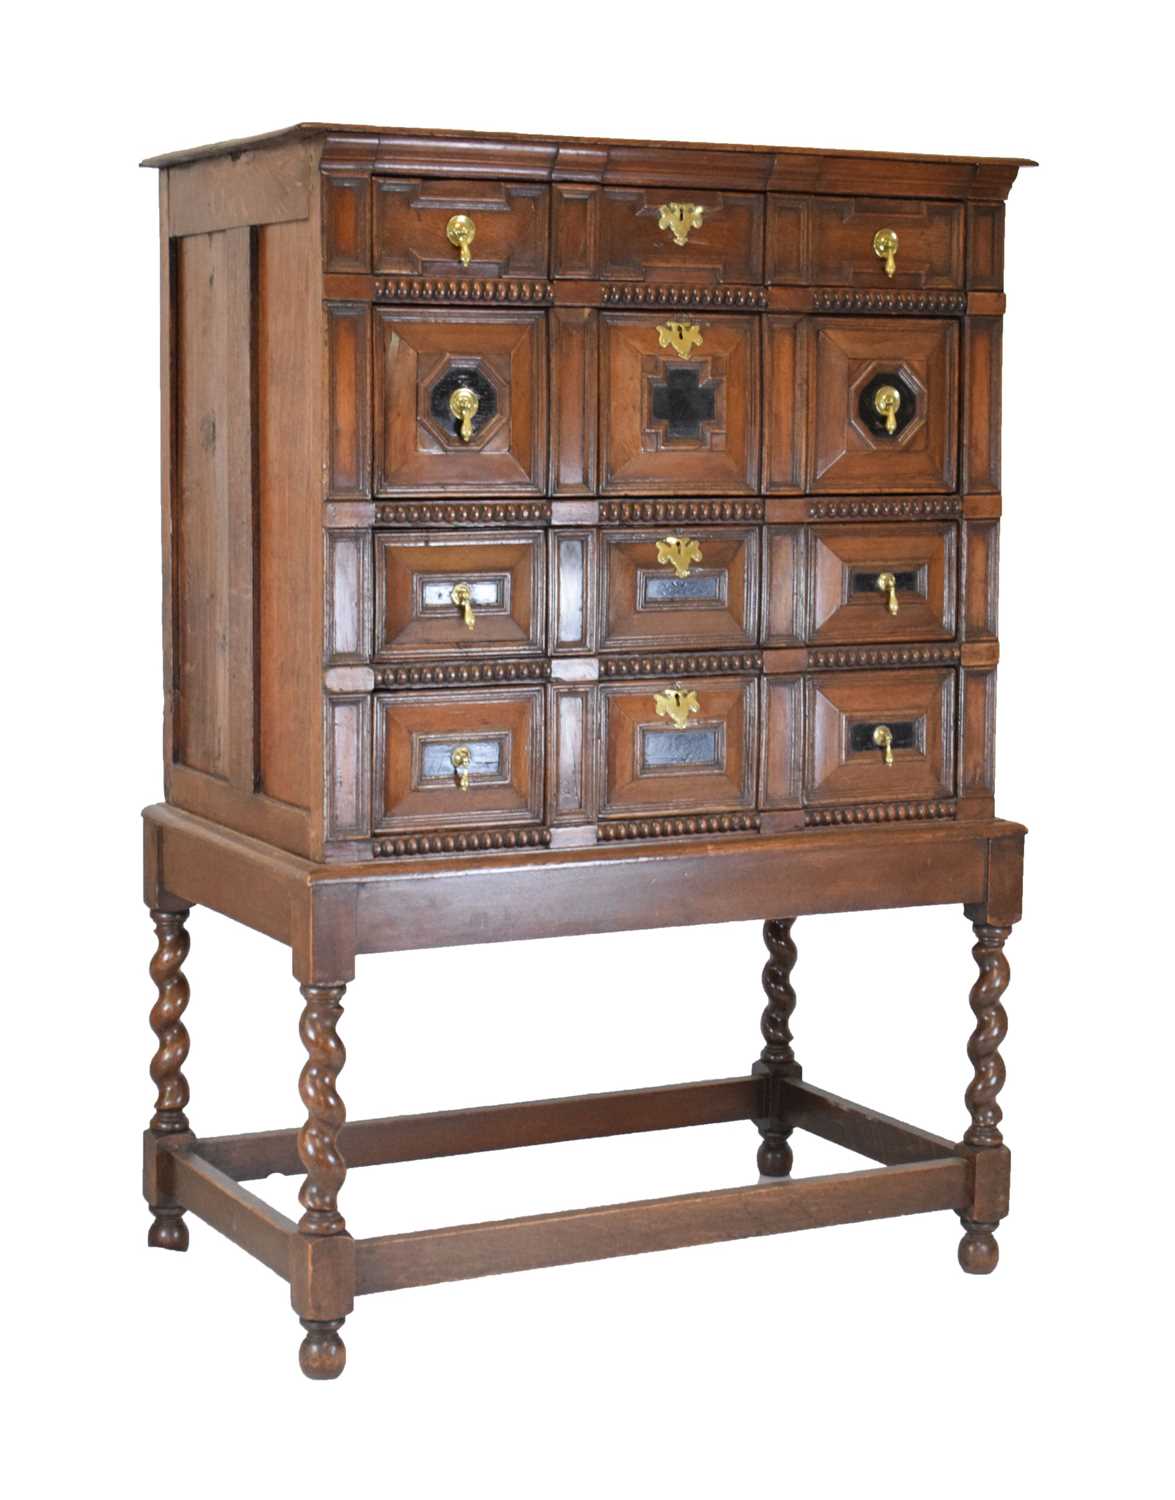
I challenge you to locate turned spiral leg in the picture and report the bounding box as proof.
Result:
[752,918,801,1177]
[146,907,192,1250]
[296,983,349,1377]
[958,922,1012,1274]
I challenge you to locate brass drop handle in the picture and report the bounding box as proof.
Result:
[451,745,472,791]
[449,386,479,443]
[446,213,476,267]
[873,227,899,278]
[450,582,476,630]
[876,571,899,616]
[654,687,700,730]
[874,385,901,436]
[656,535,703,579]
[657,201,704,247]
[872,724,895,767]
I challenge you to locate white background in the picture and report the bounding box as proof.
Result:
[6,3,1171,1494]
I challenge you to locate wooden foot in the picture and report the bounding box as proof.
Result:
[753,918,800,1177]
[299,1318,346,1379]
[146,907,192,1248]
[958,1219,1000,1274]
[957,920,1012,1273]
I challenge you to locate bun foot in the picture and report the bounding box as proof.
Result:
[299,1318,347,1379]
[958,1219,1000,1274]
[756,1135,794,1178]
[147,1207,189,1251]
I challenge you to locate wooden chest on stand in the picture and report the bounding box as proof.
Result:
[141,124,1031,1377]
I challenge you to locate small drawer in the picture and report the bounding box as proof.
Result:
[373,687,545,832]
[600,312,760,495]
[809,317,957,493]
[374,531,545,660]
[600,527,759,651]
[804,669,955,807]
[373,178,548,279]
[553,185,763,284]
[804,523,956,644]
[767,195,964,287]
[374,308,547,496]
[599,676,758,818]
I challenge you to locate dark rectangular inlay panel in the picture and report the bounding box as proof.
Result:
[848,720,918,753]
[420,738,504,780]
[640,570,727,607]
[639,724,724,772]
[850,569,920,595]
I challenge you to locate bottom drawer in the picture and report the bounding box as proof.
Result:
[804,668,955,807]
[599,676,758,818]
[373,687,545,832]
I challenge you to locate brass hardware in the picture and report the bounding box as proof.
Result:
[450,745,472,791]
[450,581,476,630]
[654,687,700,730]
[449,385,479,442]
[656,320,704,359]
[656,535,703,579]
[873,227,899,278]
[657,201,705,247]
[872,724,895,767]
[873,384,901,436]
[876,571,899,616]
[446,213,476,267]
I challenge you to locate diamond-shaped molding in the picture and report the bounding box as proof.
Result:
[417,354,509,452]
[847,360,927,450]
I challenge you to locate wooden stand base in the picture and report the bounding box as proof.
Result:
[142,805,1022,1378]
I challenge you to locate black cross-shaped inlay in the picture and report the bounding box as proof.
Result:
[650,366,719,442]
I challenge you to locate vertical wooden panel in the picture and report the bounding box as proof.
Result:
[966,203,1005,290]
[552,185,599,277]
[322,173,371,272]
[324,530,373,665]
[160,173,177,790]
[549,530,597,654]
[326,301,371,498]
[765,195,810,284]
[548,684,597,824]
[224,227,258,791]
[762,527,805,646]
[962,521,999,641]
[962,317,1002,494]
[763,317,806,493]
[760,676,804,808]
[326,694,372,839]
[550,308,598,495]
[959,667,997,803]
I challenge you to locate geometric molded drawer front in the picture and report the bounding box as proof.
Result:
[807,523,956,644]
[599,527,759,650]
[374,531,545,659]
[809,318,958,493]
[599,676,757,817]
[599,313,760,495]
[373,686,545,831]
[553,185,764,284]
[373,179,549,278]
[374,309,547,495]
[804,668,955,806]
[767,196,964,287]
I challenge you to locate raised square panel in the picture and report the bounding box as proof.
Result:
[374,309,547,496]
[600,527,759,650]
[807,522,956,644]
[809,318,958,493]
[599,313,760,495]
[804,668,955,806]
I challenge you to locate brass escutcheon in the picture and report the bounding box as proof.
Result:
[656,535,703,579]
[657,201,705,247]
[446,213,476,267]
[873,384,901,436]
[873,227,899,278]
[872,724,895,767]
[654,687,700,730]
[449,385,480,442]
[656,320,704,359]
[450,581,476,630]
[876,571,899,616]
[450,745,472,791]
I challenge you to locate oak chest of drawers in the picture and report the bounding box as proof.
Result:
[141,124,1031,1379]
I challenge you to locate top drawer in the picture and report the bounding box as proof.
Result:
[767,196,965,288]
[553,185,764,284]
[373,178,549,279]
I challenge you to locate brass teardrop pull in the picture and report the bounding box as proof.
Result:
[872,724,895,767]
[873,385,901,436]
[449,386,479,443]
[446,213,476,267]
[876,571,899,616]
[450,582,476,630]
[873,227,899,278]
[450,745,472,791]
